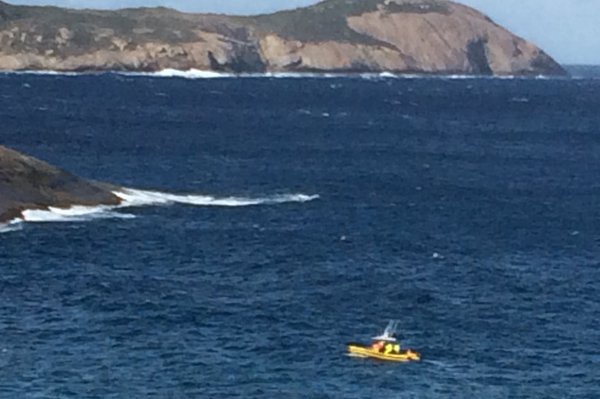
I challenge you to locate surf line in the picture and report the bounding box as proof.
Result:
[0,188,319,231]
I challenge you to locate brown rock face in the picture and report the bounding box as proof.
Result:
[0,0,565,75]
[344,2,562,75]
[0,146,121,222]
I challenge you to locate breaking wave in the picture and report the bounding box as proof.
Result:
[21,205,136,223]
[114,188,319,207]
[125,70,566,81]
[133,70,514,80]
[0,69,568,81]
[0,220,23,234]
[0,188,319,233]
[128,70,344,79]
[140,68,233,79]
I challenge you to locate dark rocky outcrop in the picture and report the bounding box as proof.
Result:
[0,0,565,76]
[0,145,121,222]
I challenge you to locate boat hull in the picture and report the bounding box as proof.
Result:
[347,344,421,362]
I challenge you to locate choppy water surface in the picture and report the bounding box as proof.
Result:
[1,70,600,398]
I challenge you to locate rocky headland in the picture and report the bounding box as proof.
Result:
[0,0,565,76]
[0,146,120,223]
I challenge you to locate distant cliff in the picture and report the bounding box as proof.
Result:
[0,0,565,76]
[0,146,120,222]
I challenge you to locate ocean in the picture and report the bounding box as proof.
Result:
[1,68,599,398]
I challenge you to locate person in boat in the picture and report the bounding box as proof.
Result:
[373,320,403,354]
[371,340,385,352]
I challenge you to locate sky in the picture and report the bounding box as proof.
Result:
[5,0,600,65]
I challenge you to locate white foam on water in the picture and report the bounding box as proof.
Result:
[148,68,233,79]
[0,219,23,234]
[123,70,473,80]
[114,188,319,208]
[136,70,341,79]
[21,205,136,223]
[2,188,318,232]
[0,69,569,81]
[259,72,339,79]
[0,70,80,76]
[379,72,396,78]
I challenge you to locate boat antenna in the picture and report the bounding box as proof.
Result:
[373,320,399,342]
[385,320,398,337]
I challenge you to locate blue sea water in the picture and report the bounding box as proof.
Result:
[1,70,600,398]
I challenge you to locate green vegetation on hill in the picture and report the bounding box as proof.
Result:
[242,0,449,43]
[0,2,205,55]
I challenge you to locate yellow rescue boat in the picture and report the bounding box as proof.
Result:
[347,343,421,362]
[347,320,421,362]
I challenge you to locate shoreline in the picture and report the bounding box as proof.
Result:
[0,68,580,80]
